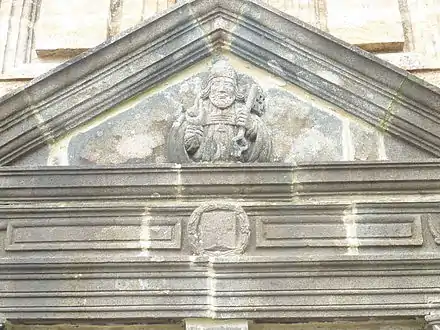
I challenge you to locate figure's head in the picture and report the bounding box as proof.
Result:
[201,61,242,109]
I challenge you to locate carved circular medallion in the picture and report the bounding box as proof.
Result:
[188,203,250,256]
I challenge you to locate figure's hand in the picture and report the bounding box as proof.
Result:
[185,125,204,138]
[184,124,204,153]
[232,128,249,159]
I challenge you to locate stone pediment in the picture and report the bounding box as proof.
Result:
[0,0,439,165]
[2,0,440,326]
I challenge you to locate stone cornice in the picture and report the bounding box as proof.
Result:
[1,162,440,202]
[0,0,440,164]
[426,314,440,329]
[0,254,439,320]
[1,162,440,321]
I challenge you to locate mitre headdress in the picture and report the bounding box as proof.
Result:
[201,60,239,99]
[207,60,237,83]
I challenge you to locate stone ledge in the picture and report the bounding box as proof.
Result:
[1,162,440,202]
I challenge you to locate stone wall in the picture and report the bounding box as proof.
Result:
[0,0,440,97]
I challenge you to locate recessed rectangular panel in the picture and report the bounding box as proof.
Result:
[256,214,422,247]
[6,217,181,251]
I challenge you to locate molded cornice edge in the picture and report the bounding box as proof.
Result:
[0,0,440,165]
[426,314,440,329]
[0,256,439,319]
[0,162,440,201]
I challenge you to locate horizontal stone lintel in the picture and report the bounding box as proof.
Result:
[0,162,440,201]
[0,206,425,251]
[0,257,439,320]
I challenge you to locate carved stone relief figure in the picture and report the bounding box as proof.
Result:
[168,60,272,163]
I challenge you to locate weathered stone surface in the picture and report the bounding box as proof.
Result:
[3,0,440,327]
[120,0,144,31]
[188,203,250,256]
[384,133,435,160]
[3,320,426,330]
[378,52,440,71]
[67,58,348,165]
[1,162,440,320]
[327,0,404,52]
[168,61,272,163]
[7,325,184,330]
[265,88,343,163]
[9,144,50,166]
[67,72,205,165]
[186,320,248,330]
[251,320,425,330]
[120,0,175,32]
[262,0,319,27]
[35,0,111,56]
[414,70,440,87]
[0,81,29,98]
[349,121,381,161]
[426,314,440,330]
[0,0,39,75]
[3,0,440,165]
[405,0,440,58]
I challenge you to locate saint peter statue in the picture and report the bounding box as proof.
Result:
[168,60,272,163]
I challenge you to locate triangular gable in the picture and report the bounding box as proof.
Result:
[1,0,440,165]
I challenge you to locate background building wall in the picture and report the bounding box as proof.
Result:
[1,0,440,97]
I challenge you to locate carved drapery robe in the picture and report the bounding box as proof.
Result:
[181,100,271,163]
[167,61,272,164]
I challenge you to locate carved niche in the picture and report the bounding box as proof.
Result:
[187,203,250,256]
[168,60,272,163]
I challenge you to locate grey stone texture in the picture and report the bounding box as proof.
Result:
[186,320,248,330]
[9,145,50,166]
[3,320,426,330]
[349,121,381,161]
[1,162,440,322]
[1,0,440,165]
[6,325,184,330]
[384,133,435,160]
[59,58,434,166]
[1,0,440,327]
[67,65,350,165]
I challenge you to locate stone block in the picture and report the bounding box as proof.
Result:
[120,0,143,31]
[0,81,28,98]
[406,0,440,58]
[121,0,176,32]
[378,52,440,71]
[384,133,434,160]
[349,121,380,161]
[7,325,184,330]
[9,144,49,166]
[35,0,111,57]
[414,70,440,88]
[327,0,404,52]
[265,88,344,163]
[186,319,249,330]
[263,0,319,27]
[250,320,425,330]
